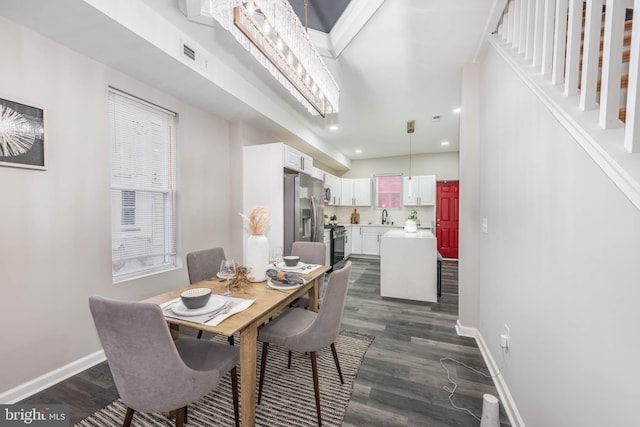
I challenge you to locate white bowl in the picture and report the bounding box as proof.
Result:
[180,287,212,309]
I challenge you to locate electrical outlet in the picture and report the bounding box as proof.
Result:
[500,324,510,348]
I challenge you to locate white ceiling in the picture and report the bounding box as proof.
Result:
[0,0,499,171]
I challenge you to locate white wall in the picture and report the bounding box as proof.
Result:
[0,16,236,398]
[460,43,640,425]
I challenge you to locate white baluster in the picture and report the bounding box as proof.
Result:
[624,0,640,151]
[512,0,521,48]
[599,0,626,129]
[519,0,528,54]
[541,0,557,77]
[525,0,536,60]
[564,0,583,96]
[532,0,545,67]
[551,0,568,85]
[579,0,604,110]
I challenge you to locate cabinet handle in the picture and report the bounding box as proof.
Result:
[300,156,303,170]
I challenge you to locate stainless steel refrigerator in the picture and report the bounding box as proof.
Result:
[283,173,324,256]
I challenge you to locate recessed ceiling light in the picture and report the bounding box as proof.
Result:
[453,108,461,113]
[441,141,450,146]
[329,125,339,131]
[355,149,362,153]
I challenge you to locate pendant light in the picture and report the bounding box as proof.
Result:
[407,120,415,197]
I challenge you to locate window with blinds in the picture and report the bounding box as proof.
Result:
[109,89,177,281]
[375,174,402,209]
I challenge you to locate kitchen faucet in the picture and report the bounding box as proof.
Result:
[381,209,388,224]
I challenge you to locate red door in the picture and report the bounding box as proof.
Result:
[436,181,459,258]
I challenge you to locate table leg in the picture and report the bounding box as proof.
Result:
[169,323,180,340]
[308,278,319,313]
[240,324,257,427]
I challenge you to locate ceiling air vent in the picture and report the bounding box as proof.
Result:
[183,44,196,61]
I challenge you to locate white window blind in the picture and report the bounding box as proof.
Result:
[109,89,177,281]
[375,174,402,209]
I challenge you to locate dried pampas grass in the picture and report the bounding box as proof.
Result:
[240,206,269,235]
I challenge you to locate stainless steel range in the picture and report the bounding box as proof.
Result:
[325,225,346,269]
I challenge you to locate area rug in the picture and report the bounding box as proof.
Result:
[75,330,374,427]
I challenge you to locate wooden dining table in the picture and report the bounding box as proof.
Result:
[144,265,330,427]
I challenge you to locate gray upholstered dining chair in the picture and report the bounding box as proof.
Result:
[186,247,226,284]
[289,241,327,309]
[257,261,352,426]
[186,247,232,341]
[89,295,240,427]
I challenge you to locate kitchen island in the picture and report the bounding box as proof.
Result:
[380,229,437,302]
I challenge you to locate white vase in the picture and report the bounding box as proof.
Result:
[404,220,417,233]
[246,234,269,282]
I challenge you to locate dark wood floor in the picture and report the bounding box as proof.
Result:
[20,257,508,426]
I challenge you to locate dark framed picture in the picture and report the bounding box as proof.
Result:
[0,97,45,170]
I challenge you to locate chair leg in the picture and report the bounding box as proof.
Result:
[330,342,344,384]
[175,406,185,427]
[257,342,269,405]
[231,367,240,427]
[288,350,292,369]
[123,407,135,427]
[310,351,322,426]
[228,335,235,346]
[197,330,203,339]
[183,406,188,424]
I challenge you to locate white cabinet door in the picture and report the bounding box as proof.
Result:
[340,178,354,206]
[351,226,362,254]
[339,178,371,206]
[353,178,372,206]
[283,145,313,174]
[417,175,435,205]
[403,175,436,206]
[324,173,341,205]
[361,226,397,256]
[345,226,352,257]
[361,227,381,255]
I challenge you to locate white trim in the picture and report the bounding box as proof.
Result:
[475,331,526,427]
[0,350,106,404]
[329,0,385,57]
[455,319,477,338]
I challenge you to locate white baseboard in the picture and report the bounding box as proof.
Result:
[455,321,525,427]
[455,320,478,338]
[474,330,525,427]
[0,350,106,404]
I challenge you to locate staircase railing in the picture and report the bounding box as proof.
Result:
[491,0,640,209]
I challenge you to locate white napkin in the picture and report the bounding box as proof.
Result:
[160,296,254,326]
[276,263,323,274]
[205,296,254,326]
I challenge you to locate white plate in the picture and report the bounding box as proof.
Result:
[268,278,306,290]
[172,295,226,316]
[276,262,306,271]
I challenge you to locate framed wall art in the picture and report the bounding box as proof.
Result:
[0,97,45,170]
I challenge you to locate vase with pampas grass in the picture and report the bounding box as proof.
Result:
[241,206,270,282]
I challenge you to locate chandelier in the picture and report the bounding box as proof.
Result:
[204,0,340,117]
